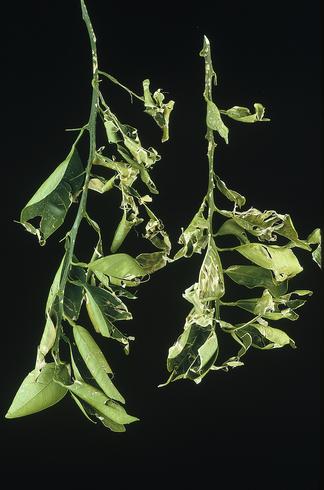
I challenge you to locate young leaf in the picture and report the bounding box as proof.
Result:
[73,324,125,403]
[20,146,84,244]
[6,363,69,419]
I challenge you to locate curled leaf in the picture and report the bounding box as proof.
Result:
[215,175,246,208]
[142,79,175,142]
[220,103,270,123]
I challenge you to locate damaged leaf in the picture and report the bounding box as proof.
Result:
[20,146,84,244]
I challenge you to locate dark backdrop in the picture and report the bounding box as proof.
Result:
[1,1,321,487]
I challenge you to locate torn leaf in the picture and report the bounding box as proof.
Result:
[198,239,225,301]
[142,79,175,142]
[220,103,270,123]
[215,175,246,208]
[20,147,84,244]
[174,200,209,259]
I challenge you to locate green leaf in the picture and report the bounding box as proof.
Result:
[142,79,175,142]
[224,265,288,296]
[221,103,270,123]
[240,322,295,349]
[6,363,69,419]
[64,265,86,320]
[198,239,225,301]
[95,413,126,432]
[88,253,147,280]
[136,251,167,274]
[20,147,84,244]
[84,283,132,349]
[35,314,57,371]
[46,256,65,314]
[64,380,139,425]
[167,323,218,383]
[110,211,135,253]
[215,175,246,208]
[206,100,229,143]
[73,325,124,403]
[174,200,209,259]
[235,243,303,281]
[215,218,249,244]
[307,228,321,268]
[232,289,312,321]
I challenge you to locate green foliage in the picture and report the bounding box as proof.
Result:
[162,35,321,385]
[7,0,173,431]
[7,4,320,431]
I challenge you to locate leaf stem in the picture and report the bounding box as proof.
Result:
[53,0,99,360]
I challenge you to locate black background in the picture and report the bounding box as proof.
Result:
[1,0,321,486]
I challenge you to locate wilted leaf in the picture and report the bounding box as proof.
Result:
[6,363,69,419]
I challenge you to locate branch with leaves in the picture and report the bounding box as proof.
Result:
[6,4,320,431]
[6,0,174,431]
[162,36,321,385]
